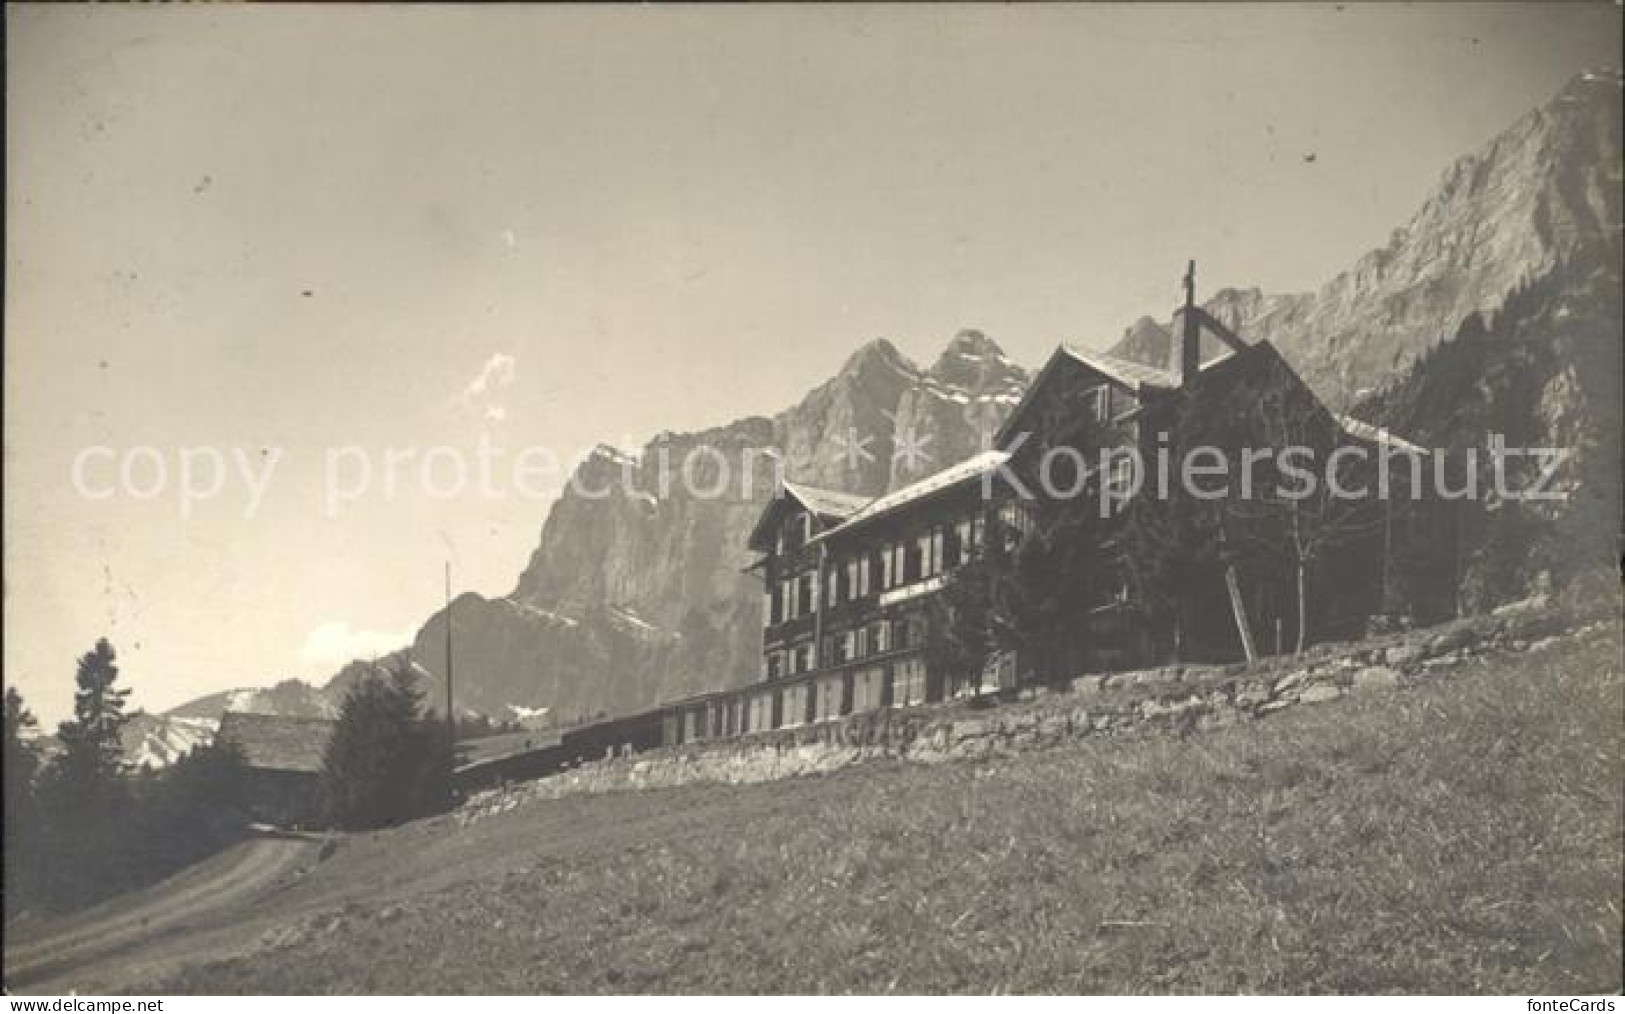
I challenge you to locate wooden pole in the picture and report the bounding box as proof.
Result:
[445,561,455,746]
[1180,260,1200,385]
[1216,526,1257,663]
[1225,564,1258,663]
[1381,493,1393,617]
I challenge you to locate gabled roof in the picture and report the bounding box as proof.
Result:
[781,481,871,519]
[1060,345,1182,391]
[216,712,335,774]
[1065,343,1242,393]
[996,341,1243,449]
[811,450,1011,543]
[746,479,870,552]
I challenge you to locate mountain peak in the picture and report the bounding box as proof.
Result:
[838,337,918,380]
[1110,66,1622,399]
[927,329,1018,384]
[942,328,1004,357]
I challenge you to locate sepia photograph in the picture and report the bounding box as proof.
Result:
[4,1,1622,1000]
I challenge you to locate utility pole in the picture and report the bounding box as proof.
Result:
[1381,493,1393,617]
[1217,527,1258,664]
[1180,260,1200,386]
[444,561,455,747]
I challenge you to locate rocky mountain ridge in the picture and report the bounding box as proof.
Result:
[132,70,1621,764]
[128,329,1026,762]
[1110,70,1622,408]
[321,331,1030,727]
[323,69,1624,728]
[1109,70,1621,613]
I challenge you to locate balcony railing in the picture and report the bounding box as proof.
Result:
[762,611,815,648]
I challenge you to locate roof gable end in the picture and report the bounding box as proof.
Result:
[746,479,872,551]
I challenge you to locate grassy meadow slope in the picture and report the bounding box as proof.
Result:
[91,624,1625,993]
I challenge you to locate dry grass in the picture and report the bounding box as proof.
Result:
[148,626,1622,993]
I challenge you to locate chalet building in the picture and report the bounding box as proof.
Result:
[215,712,335,827]
[654,451,1036,747]
[747,454,1026,720]
[995,317,1434,661]
[656,270,1435,747]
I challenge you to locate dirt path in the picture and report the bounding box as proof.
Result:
[3,835,317,991]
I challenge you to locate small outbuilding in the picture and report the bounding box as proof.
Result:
[215,712,335,828]
[453,729,566,792]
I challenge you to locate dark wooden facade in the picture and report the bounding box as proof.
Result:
[520,277,1435,758]
[215,712,335,828]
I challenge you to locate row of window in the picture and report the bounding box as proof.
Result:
[679,659,932,744]
[766,515,996,625]
[771,572,819,624]
[763,614,924,679]
[768,641,815,678]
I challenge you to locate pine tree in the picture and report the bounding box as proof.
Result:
[51,638,131,793]
[4,685,41,796]
[36,638,135,907]
[1116,468,1223,663]
[319,661,453,830]
[983,383,1114,684]
[4,686,43,914]
[996,492,1107,684]
[925,551,996,700]
[131,738,252,876]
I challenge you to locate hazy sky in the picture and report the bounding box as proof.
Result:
[6,3,1619,723]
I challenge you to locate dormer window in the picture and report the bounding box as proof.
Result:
[780,510,807,554]
[1087,385,1111,424]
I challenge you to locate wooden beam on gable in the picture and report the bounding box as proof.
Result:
[1192,307,1251,355]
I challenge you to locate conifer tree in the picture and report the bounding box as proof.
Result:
[52,638,131,794]
[319,662,452,830]
[994,491,1107,684]
[4,685,41,801]
[925,551,996,699]
[36,639,135,907]
[133,738,252,874]
[1116,471,1221,663]
[4,686,43,914]
[988,396,1111,685]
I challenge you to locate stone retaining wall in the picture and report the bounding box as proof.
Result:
[456,598,1609,828]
